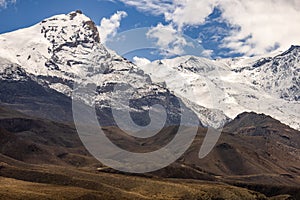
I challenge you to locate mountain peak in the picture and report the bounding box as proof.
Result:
[224,111,293,136]
[277,45,300,57]
[0,11,106,79]
[40,11,100,44]
[289,45,300,49]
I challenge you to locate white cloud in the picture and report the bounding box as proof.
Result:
[98,11,127,44]
[164,0,217,30]
[218,0,300,56]
[118,0,173,16]
[0,0,16,8]
[120,0,300,56]
[119,0,216,29]
[146,23,190,56]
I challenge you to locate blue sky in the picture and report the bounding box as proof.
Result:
[0,0,299,60]
[0,0,157,33]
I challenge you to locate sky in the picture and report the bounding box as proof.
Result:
[0,0,300,60]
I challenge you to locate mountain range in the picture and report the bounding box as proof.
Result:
[0,10,299,131]
[0,11,299,199]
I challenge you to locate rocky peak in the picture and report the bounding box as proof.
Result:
[277,45,300,57]
[40,11,100,53]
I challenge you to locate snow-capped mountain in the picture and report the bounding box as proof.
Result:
[0,11,298,130]
[231,46,299,101]
[0,11,200,128]
[137,47,300,130]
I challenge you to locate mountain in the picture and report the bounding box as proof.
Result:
[0,10,199,127]
[0,106,299,199]
[2,11,298,131]
[0,10,299,199]
[191,112,300,181]
[0,106,97,166]
[227,45,300,101]
[0,63,74,122]
[138,47,300,130]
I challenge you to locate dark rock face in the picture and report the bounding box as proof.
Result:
[0,78,73,122]
[0,64,28,81]
[277,45,300,57]
[0,76,195,127]
[82,20,100,43]
[96,91,184,127]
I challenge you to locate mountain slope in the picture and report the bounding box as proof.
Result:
[0,10,299,200]
[0,64,73,122]
[179,112,300,188]
[0,106,299,199]
[138,48,300,130]
[0,11,298,130]
[0,11,200,127]
[0,106,97,166]
[0,10,298,181]
[228,45,300,101]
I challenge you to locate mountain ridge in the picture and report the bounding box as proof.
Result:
[138,46,300,130]
[0,11,299,130]
[0,105,299,199]
[0,10,299,200]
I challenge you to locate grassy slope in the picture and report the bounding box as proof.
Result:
[0,107,299,199]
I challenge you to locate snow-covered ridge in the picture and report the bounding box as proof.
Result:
[0,11,298,130]
[0,10,101,78]
[138,46,300,130]
[0,11,204,127]
[219,46,299,101]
